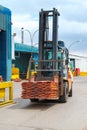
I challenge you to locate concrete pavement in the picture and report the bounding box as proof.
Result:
[0,77,87,130]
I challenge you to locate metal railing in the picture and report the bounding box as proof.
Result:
[0,82,13,107]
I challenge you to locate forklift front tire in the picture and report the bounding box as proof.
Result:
[59,82,68,103]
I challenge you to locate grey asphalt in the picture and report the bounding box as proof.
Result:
[0,77,87,130]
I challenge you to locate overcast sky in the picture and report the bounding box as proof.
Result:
[1,0,87,55]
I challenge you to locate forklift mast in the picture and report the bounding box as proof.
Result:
[38,8,60,76]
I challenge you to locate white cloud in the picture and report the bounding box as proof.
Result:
[12,14,38,29]
[59,18,87,34]
[12,14,39,44]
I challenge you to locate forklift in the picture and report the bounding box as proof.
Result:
[21,8,73,103]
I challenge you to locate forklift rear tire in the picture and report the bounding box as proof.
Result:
[59,82,68,103]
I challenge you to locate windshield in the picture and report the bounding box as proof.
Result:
[44,49,52,60]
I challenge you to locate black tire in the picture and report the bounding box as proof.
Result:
[30,99,39,102]
[69,83,73,97]
[59,82,68,103]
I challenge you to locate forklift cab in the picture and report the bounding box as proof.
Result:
[58,41,69,78]
[40,40,69,78]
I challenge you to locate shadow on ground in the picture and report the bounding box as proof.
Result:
[8,98,60,111]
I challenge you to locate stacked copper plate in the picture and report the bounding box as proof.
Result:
[35,81,58,99]
[21,82,35,99]
[21,81,59,99]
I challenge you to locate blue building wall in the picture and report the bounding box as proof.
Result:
[0,5,11,81]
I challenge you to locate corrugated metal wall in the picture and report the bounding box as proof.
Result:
[70,54,87,73]
[75,58,87,72]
